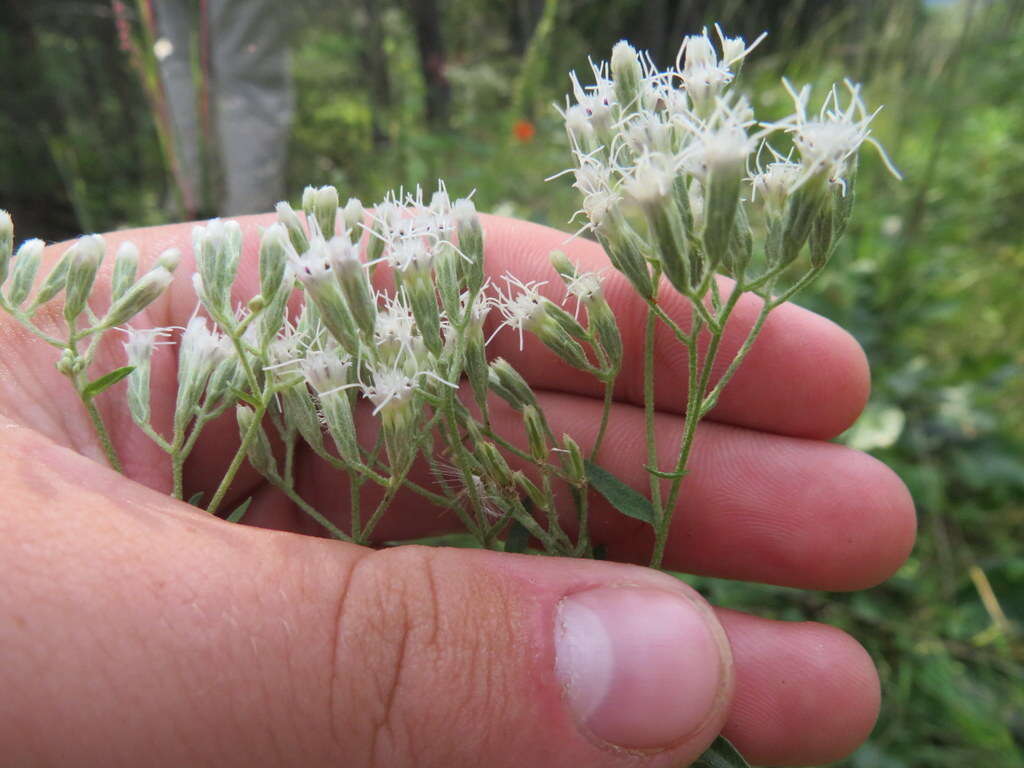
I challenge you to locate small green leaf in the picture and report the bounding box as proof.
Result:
[82,366,136,399]
[230,387,260,408]
[227,497,252,523]
[585,460,655,525]
[694,736,752,768]
[187,492,205,507]
[504,519,531,553]
[644,464,688,480]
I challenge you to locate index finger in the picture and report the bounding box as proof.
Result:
[104,211,868,441]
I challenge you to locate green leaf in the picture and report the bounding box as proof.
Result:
[187,492,205,507]
[585,460,655,525]
[230,387,260,408]
[82,366,136,399]
[504,519,531,553]
[227,497,252,523]
[693,736,752,768]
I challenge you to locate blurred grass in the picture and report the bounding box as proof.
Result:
[2,0,1023,765]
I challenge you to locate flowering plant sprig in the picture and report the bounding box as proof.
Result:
[0,26,896,567]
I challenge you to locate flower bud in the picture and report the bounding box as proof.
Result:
[522,405,548,462]
[595,211,654,298]
[301,185,317,212]
[320,389,361,466]
[586,298,622,371]
[611,40,643,112]
[280,384,325,453]
[7,239,45,307]
[327,235,376,340]
[549,250,575,282]
[453,198,484,293]
[342,198,364,244]
[489,357,536,410]
[63,234,105,323]
[513,471,547,512]
[0,210,13,285]
[123,327,166,425]
[721,202,753,278]
[236,405,277,478]
[275,201,310,254]
[99,266,174,328]
[561,434,586,484]
[259,223,289,301]
[313,185,339,238]
[809,199,835,269]
[477,441,514,488]
[111,242,139,301]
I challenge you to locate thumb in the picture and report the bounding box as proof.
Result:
[0,423,732,768]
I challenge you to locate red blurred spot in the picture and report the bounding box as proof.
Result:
[513,119,536,143]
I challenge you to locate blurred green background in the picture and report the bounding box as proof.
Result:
[2,1,1022,765]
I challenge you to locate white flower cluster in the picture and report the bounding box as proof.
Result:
[553,26,899,292]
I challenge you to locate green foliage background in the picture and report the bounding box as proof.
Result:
[1,1,1022,765]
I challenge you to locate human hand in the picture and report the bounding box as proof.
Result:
[0,215,915,767]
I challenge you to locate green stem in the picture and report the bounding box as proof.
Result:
[206,400,267,517]
[84,396,123,472]
[589,377,615,461]
[643,305,663,517]
[268,475,351,541]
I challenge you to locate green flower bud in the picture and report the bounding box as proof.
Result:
[342,198,364,244]
[301,185,317,212]
[123,327,168,425]
[275,201,310,254]
[522,405,548,462]
[236,405,277,478]
[596,211,654,299]
[703,165,743,269]
[327,236,376,341]
[259,223,289,301]
[489,358,537,410]
[204,356,242,412]
[513,471,547,512]
[434,241,463,323]
[775,176,829,268]
[549,250,575,282]
[587,298,622,371]
[111,242,139,301]
[453,198,484,293]
[0,209,13,286]
[721,202,753,278]
[320,390,361,466]
[478,441,514,488]
[645,196,693,294]
[611,41,643,112]
[281,384,325,453]
[7,239,44,307]
[64,234,105,323]
[809,197,835,269]
[314,185,339,238]
[193,220,241,321]
[561,434,586,484]
[99,266,174,329]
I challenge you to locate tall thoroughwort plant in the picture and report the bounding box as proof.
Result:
[0,26,897,767]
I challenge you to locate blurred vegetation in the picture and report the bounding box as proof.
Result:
[1,0,1022,765]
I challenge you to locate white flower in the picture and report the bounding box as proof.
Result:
[748,144,802,212]
[300,350,353,395]
[361,364,455,416]
[493,275,550,349]
[122,326,172,365]
[375,293,419,356]
[777,78,901,192]
[619,150,680,206]
[289,238,334,289]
